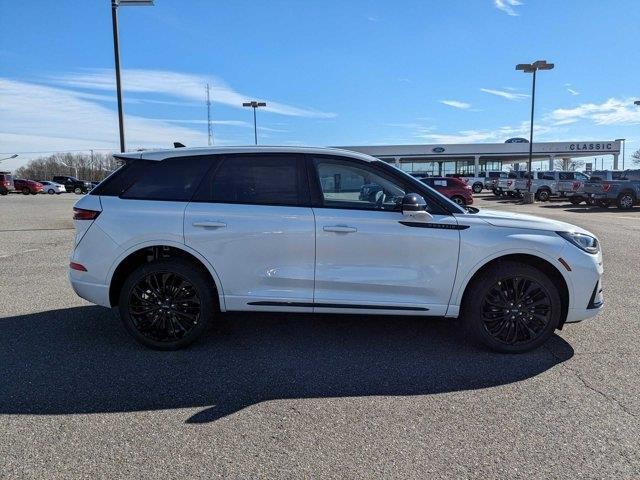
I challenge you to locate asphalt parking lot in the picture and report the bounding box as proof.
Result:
[1,192,639,479]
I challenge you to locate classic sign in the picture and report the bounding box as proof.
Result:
[569,143,613,151]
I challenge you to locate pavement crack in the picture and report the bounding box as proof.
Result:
[543,344,638,420]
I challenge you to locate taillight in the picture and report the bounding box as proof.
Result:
[602,183,613,192]
[73,208,100,220]
[69,262,87,272]
[572,181,581,191]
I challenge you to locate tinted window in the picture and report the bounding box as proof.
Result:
[559,172,575,180]
[199,154,303,206]
[122,156,214,201]
[92,160,148,197]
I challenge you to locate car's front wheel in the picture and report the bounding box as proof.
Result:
[118,258,215,350]
[74,187,83,194]
[22,188,30,195]
[462,261,561,353]
[48,189,55,194]
[451,195,466,206]
[536,189,550,202]
[472,183,483,194]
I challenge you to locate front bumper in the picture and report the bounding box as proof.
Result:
[562,246,604,323]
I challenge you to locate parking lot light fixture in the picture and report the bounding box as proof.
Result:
[111,0,154,153]
[634,100,640,106]
[242,101,267,145]
[516,60,554,199]
[0,154,18,163]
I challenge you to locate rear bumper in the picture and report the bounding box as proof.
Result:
[69,272,111,307]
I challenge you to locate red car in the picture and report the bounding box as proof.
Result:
[13,179,44,195]
[420,176,473,206]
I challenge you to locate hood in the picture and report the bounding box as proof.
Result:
[461,208,591,235]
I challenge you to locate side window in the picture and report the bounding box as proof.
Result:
[575,172,588,180]
[313,157,406,211]
[197,154,304,206]
[121,156,214,201]
[559,172,574,180]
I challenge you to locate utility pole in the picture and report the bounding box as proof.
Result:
[206,83,214,146]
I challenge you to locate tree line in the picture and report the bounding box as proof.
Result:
[14,152,122,182]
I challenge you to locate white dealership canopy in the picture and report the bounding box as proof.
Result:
[338,140,622,175]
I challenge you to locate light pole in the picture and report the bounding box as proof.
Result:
[0,154,18,163]
[111,0,154,153]
[242,101,267,145]
[635,100,640,106]
[516,60,554,202]
[615,138,626,170]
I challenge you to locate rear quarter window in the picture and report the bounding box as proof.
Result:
[119,156,216,201]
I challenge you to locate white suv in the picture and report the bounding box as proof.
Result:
[70,147,604,353]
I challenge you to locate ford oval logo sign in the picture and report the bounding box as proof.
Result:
[432,147,446,153]
[505,137,529,143]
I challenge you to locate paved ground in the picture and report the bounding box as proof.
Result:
[1,192,638,479]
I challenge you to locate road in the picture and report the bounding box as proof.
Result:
[1,192,638,479]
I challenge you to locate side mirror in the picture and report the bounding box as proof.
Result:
[401,193,433,222]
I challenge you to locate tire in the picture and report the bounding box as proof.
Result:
[461,260,561,353]
[119,258,215,350]
[451,195,465,206]
[616,192,635,210]
[569,196,583,205]
[597,200,610,208]
[472,183,483,194]
[22,188,30,195]
[506,192,514,197]
[536,189,550,202]
[585,197,593,206]
[492,189,500,197]
[74,187,83,194]
[48,189,55,194]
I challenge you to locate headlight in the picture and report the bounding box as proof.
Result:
[556,231,599,254]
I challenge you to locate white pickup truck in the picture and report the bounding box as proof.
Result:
[556,171,590,204]
[447,173,486,193]
[496,171,530,197]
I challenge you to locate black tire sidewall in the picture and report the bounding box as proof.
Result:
[118,258,215,350]
[617,193,634,210]
[462,261,562,353]
[537,190,550,202]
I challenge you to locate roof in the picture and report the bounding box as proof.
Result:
[114,145,378,163]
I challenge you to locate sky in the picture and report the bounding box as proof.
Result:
[1,0,640,171]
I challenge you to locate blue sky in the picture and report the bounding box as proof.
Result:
[1,0,640,170]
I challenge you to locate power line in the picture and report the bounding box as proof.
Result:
[206,83,214,146]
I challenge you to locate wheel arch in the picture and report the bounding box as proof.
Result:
[455,253,570,328]
[107,243,226,311]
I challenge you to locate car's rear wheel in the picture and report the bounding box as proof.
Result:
[472,183,483,194]
[462,261,561,353]
[451,195,465,206]
[22,187,30,195]
[74,187,83,194]
[536,189,550,202]
[48,189,55,194]
[617,192,635,210]
[118,258,215,350]
[569,196,583,205]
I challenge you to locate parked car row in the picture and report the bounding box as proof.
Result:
[0,174,97,196]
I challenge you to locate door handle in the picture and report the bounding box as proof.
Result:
[192,221,227,228]
[323,225,357,233]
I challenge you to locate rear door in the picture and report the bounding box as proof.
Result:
[309,155,460,315]
[184,153,316,312]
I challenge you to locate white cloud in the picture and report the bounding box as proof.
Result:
[480,88,529,101]
[494,0,523,16]
[550,98,640,126]
[567,88,580,96]
[52,69,336,119]
[416,121,551,144]
[440,100,471,109]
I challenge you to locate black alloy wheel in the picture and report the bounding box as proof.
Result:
[462,260,561,353]
[22,187,30,195]
[128,271,201,343]
[481,277,552,347]
[119,258,215,349]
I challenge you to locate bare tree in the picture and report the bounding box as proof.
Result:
[15,152,121,181]
[632,148,640,166]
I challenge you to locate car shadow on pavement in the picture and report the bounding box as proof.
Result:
[0,305,574,423]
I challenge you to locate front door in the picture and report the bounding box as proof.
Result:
[309,155,460,315]
[184,153,315,312]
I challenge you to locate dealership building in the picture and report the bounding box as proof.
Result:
[339,140,622,176]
